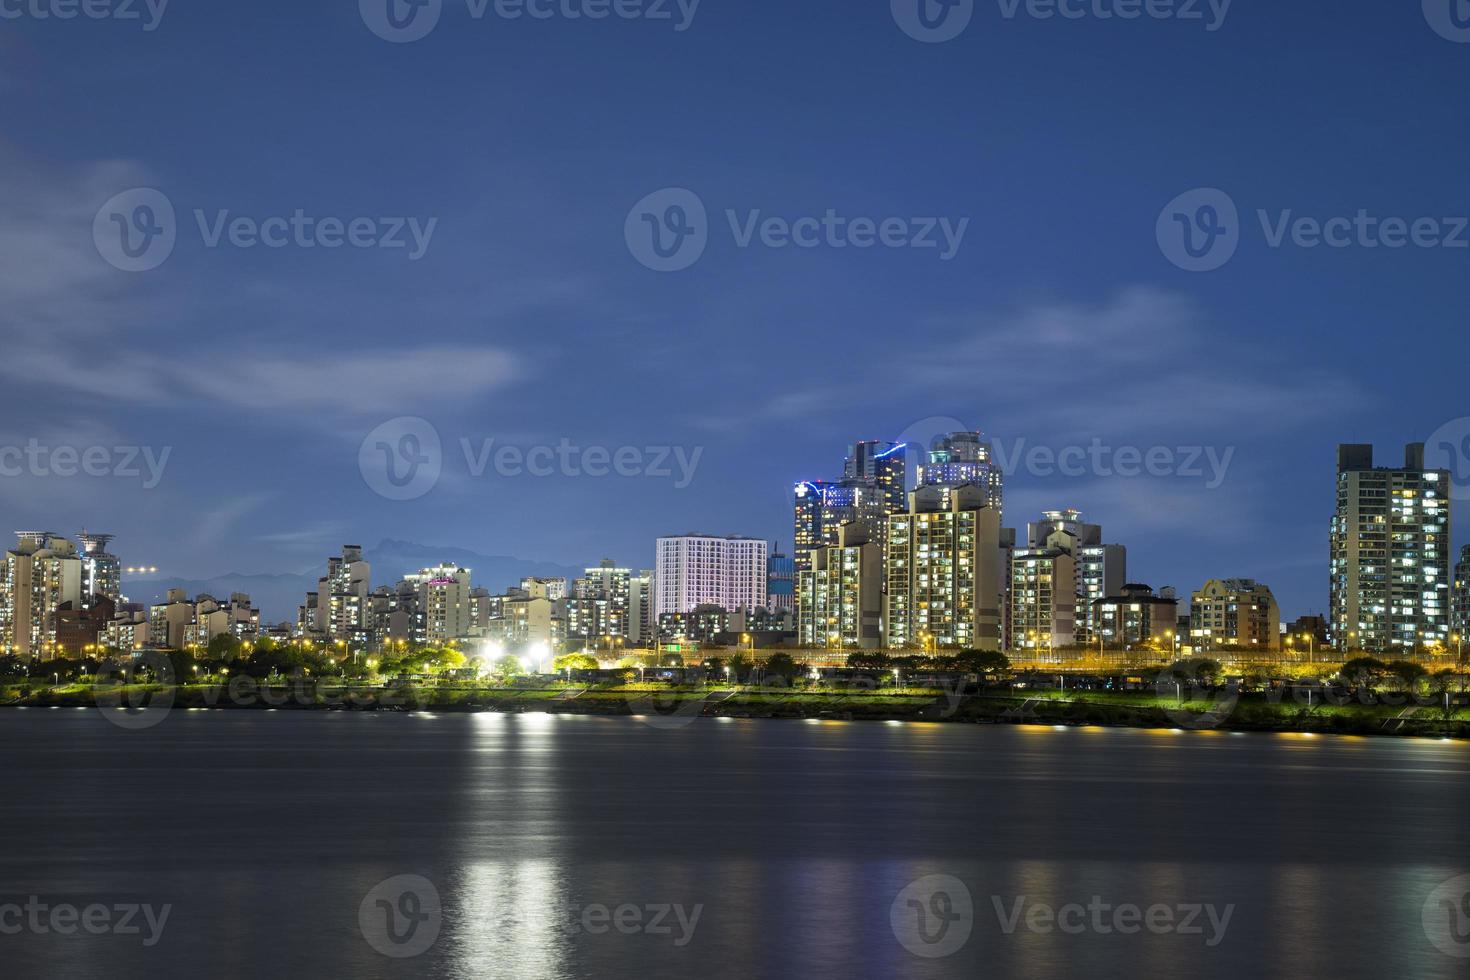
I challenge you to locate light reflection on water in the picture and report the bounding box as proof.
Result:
[0,712,1467,980]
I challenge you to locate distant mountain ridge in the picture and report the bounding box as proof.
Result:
[122,539,587,622]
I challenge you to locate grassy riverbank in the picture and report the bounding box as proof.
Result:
[4,680,1468,739]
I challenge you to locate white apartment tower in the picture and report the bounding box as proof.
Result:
[654,535,769,620]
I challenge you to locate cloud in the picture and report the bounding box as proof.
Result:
[0,152,528,420]
[909,286,1355,439]
[0,153,151,340]
[195,346,523,414]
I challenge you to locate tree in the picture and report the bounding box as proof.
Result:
[435,649,467,671]
[763,653,798,681]
[1162,658,1222,686]
[206,634,241,661]
[847,652,892,671]
[726,653,751,683]
[955,650,1010,673]
[1385,660,1428,685]
[492,654,523,679]
[1340,657,1389,685]
[553,653,599,672]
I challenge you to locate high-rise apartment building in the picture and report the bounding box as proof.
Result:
[797,524,883,649]
[885,485,1005,652]
[1191,579,1281,654]
[78,532,121,608]
[1455,545,1470,640]
[1010,549,1076,654]
[2,531,83,658]
[794,480,887,572]
[407,564,472,644]
[567,559,632,641]
[654,535,768,620]
[1017,509,1125,646]
[795,439,909,572]
[766,551,795,613]
[521,577,568,601]
[844,440,907,515]
[1330,444,1452,652]
[916,431,1005,522]
[318,546,372,643]
[628,570,655,648]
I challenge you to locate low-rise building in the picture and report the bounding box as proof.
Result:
[1190,579,1281,654]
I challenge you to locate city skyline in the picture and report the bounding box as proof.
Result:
[4,5,1469,629]
[4,432,1458,639]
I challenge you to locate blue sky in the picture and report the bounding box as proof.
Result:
[2,0,1468,619]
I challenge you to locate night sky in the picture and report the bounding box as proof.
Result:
[2,0,1468,620]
